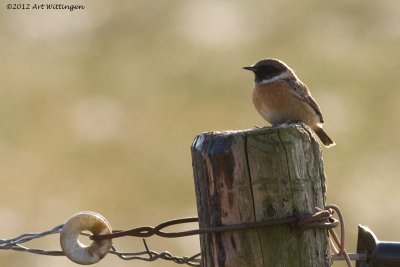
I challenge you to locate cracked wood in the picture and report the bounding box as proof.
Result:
[191,123,330,267]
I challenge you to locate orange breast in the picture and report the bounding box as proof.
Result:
[252,81,320,127]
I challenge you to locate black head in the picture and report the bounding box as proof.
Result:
[243,59,289,83]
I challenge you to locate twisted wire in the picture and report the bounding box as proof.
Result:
[0,205,350,266]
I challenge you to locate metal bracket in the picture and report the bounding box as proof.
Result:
[356,224,400,267]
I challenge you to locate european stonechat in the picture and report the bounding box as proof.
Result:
[243,58,335,147]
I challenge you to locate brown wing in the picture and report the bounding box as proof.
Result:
[283,79,324,123]
[305,95,324,123]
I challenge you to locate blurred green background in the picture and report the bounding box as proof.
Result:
[0,0,399,266]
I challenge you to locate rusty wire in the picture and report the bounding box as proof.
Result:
[0,205,351,266]
[326,204,352,267]
[109,239,201,266]
[0,228,202,266]
[90,209,337,242]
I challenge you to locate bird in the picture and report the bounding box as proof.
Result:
[243,58,335,147]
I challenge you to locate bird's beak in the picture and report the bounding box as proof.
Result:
[243,66,255,71]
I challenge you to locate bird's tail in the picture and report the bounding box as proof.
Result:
[314,128,336,148]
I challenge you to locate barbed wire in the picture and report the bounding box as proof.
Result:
[109,240,201,266]
[0,205,351,267]
[0,224,201,265]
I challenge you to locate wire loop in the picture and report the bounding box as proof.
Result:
[326,204,352,267]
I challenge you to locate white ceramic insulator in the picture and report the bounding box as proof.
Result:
[60,211,112,265]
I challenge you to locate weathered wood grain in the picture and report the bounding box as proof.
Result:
[191,123,330,267]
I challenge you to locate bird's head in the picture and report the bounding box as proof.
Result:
[243,59,295,84]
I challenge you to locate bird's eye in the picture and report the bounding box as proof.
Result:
[264,66,278,72]
[260,66,281,76]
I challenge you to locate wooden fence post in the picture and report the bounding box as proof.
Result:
[191,123,331,267]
